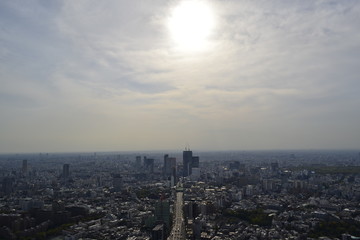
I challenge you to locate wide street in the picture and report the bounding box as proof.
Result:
[167,191,185,240]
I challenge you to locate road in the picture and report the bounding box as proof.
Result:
[167,191,185,240]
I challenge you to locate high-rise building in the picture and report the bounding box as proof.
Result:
[22,159,28,175]
[191,168,200,181]
[192,156,199,168]
[112,174,123,192]
[163,154,168,175]
[154,200,171,233]
[144,157,154,173]
[171,166,177,187]
[63,164,70,179]
[163,155,176,176]
[183,148,200,177]
[152,224,165,240]
[1,177,14,195]
[183,149,193,177]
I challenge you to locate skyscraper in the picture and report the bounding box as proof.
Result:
[192,156,199,168]
[163,154,176,176]
[154,200,171,233]
[144,157,154,173]
[183,148,200,177]
[183,149,193,177]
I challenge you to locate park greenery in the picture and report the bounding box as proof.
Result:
[223,208,273,227]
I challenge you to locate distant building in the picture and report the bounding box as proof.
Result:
[1,177,14,195]
[171,166,177,187]
[63,164,70,180]
[191,168,200,181]
[154,200,171,233]
[19,198,44,211]
[246,185,254,196]
[22,159,28,175]
[163,155,176,177]
[112,174,123,192]
[262,179,274,191]
[229,161,240,170]
[183,149,193,177]
[271,162,279,172]
[192,156,199,168]
[152,224,165,240]
[294,180,306,189]
[144,157,154,173]
[183,148,200,177]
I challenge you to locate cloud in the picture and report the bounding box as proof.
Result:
[0,0,360,152]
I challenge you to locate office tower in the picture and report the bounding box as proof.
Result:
[192,156,199,168]
[63,164,70,179]
[152,224,165,240]
[163,155,176,176]
[183,148,200,177]
[22,159,28,175]
[163,154,168,175]
[171,166,177,187]
[2,177,14,195]
[183,149,193,177]
[154,200,171,232]
[191,168,200,181]
[144,157,154,173]
[112,174,123,192]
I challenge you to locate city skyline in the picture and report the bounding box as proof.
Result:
[1,0,360,153]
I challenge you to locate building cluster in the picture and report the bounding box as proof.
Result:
[0,150,359,239]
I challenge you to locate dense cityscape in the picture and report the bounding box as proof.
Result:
[0,150,360,240]
[2,0,360,239]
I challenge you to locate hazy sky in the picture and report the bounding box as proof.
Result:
[1,0,360,153]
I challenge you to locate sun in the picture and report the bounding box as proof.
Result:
[168,0,215,52]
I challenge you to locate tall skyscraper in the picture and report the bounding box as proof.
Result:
[163,155,176,176]
[183,148,200,177]
[22,159,28,175]
[154,200,171,233]
[183,149,193,177]
[63,164,70,179]
[144,157,154,173]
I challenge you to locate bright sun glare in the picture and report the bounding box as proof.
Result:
[168,0,215,52]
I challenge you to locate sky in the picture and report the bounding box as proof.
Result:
[0,0,360,153]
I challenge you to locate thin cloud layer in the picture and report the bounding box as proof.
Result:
[0,0,359,152]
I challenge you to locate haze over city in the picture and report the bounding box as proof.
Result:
[1,0,360,153]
